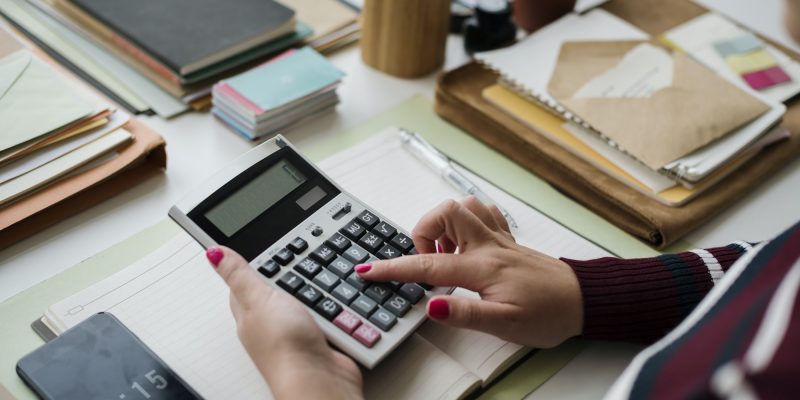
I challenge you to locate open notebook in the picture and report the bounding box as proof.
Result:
[37,128,609,399]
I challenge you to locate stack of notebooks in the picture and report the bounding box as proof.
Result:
[474,9,798,207]
[212,47,345,140]
[0,26,166,249]
[0,0,358,117]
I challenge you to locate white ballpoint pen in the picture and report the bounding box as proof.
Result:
[399,128,519,230]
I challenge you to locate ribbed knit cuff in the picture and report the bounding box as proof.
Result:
[561,243,750,344]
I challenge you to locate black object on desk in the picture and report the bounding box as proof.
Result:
[463,0,516,54]
[17,313,200,400]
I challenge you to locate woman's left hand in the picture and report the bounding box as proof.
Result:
[206,246,363,400]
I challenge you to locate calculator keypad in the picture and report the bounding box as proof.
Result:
[264,207,431,351]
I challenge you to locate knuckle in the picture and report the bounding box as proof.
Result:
[462,303,481,327]
[440,199,461,216]
[417,254,438,277]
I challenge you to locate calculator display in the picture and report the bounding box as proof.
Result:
[205,159,306,236]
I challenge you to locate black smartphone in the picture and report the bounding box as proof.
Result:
[17,312,200,400]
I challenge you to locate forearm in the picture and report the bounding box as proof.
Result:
[562,242,752,344]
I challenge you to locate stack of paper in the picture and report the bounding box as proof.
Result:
[0,29,132,207]
[212,47,344,139]
[475,9,791,206]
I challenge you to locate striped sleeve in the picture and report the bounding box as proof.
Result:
[561,242,752,344]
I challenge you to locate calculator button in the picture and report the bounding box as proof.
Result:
[358,232,384,253]
[314,297,343,321]
[387,281,402,290]
[390,233,414,252]
[376,244,401,260]
[328,256,354,278]
[343,244,370,264]
[365,283,392,303]
[373,222,397,240]
[341,220,366,240]
[417,282,434,291]
[296,284,323,306]
[332,282,359,305]
[351,294,378,317]
[310,245,337,266]
[356,210,380,229]
[277,272,304,293]
[257,260,280,278]
[408,247,418,255]
[294,258,322,279]
[272,248,295,265]
[333,310,362,334]
[287,237,308,254]
[325,233,351,254]
[312,269,340,292]
[398,283,425,304]
[345,272,370,292]
[353,324,381,348]
[384,294,411,317]
[369,307,397,331]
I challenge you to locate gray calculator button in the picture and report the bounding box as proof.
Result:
[365,283,392,303]
[340,220,366,240]
[294,258,322,279]
[332,282,359,305]
[351,294,378,317]
[343,243,370,264]
[345,272,370,292]
[383,294,411,317]
[390,233,414,252]
[296,284,323,306]
[398,283,425,304]
[325,233,351,254]
[312,269,340,292]
[328,256,354,278]
[356,210,380,229]
[314,297,342,321]
[369,307,397,331]
[277,272,304,293]
[373,222,397,240]
[376,244,401,260]
[358,232,384,253]
[310,245,337,265]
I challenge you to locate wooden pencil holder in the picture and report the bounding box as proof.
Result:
[360,0,450,78]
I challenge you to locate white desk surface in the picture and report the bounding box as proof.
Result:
[2,18,799,399]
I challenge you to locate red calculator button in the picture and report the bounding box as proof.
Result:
[333,309,361,334]
[353,324,381,348]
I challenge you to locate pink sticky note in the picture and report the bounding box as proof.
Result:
[743,70,773,90]
[763,65,791,85]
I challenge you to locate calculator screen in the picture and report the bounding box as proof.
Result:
[185,146,340,261]
[205,159,306,237]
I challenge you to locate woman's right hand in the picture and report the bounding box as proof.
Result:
[356,197,584,348]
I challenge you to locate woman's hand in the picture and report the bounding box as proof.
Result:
[356,197,584,348]
[206,247,362,400]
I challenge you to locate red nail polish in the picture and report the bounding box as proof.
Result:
[428,299,449,320]
[354,263,372,274]
[436,242,443,254]
[206,247,224,267]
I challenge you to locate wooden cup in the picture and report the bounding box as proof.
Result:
[360,0,450,78]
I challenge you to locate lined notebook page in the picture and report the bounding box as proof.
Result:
[47,127,609,399]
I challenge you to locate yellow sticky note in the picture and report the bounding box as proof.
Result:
[725,49,777,74]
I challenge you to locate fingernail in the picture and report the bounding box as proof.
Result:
[436,242,443,254]
[354,263,372,274]
[206,247,224,268]
[428,298,450,320]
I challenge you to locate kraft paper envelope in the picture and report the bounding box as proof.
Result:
[547,41,771,170]
[0,49,94,153]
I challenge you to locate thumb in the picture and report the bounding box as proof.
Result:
[207,246,272,309]
[426,295,515,336]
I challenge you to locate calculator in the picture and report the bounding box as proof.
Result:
[169,134,452,368]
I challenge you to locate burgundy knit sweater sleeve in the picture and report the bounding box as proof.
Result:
[560,242,752,344]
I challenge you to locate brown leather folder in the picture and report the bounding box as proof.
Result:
[435,62,800,248]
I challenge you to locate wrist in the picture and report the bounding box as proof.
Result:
[261,352,354,400]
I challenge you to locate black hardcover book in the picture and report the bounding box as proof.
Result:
[70,0,295,75]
